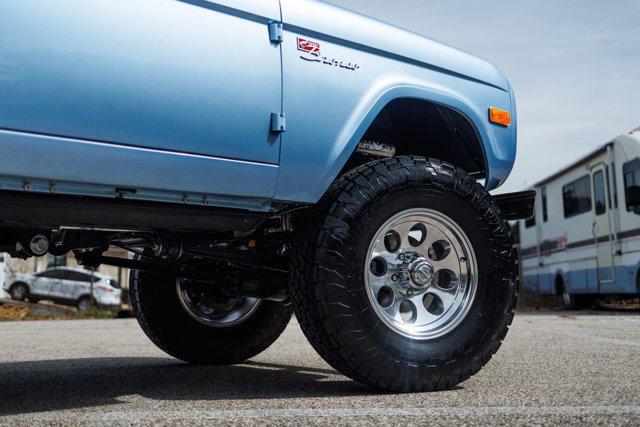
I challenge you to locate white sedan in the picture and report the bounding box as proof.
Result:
[4,267,121,312]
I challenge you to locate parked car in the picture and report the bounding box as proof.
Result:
[0,0,533,392]
[520,128,640,309]
[4,267,121,312]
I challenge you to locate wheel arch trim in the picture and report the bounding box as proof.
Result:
[554,269,567,294]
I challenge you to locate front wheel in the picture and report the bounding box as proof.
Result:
[9,283,29,302]
[130,266,293,365]
[291,157,518,392]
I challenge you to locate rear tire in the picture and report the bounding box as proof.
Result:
[130,266,293,365]
[291,157,518,392]
[77,296,95,313]
[561,286,577,310]
[559,282,592,310]
[9,283,29,302]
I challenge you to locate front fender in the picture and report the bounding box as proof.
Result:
[275,2,517,204]
[275,80,516,203]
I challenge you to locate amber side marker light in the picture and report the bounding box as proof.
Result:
[489,107,511,127]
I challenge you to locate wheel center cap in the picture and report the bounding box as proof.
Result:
[409,258,434,288]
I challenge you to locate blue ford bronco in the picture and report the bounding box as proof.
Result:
[0,0,534,392]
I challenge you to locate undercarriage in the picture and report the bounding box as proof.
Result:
[0,190,294,303]
[0,187,533,306]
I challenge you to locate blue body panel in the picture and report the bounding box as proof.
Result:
[0,0,282,162]
[0,129,277,210]
[523,266,639,296]
[0,0,517,210]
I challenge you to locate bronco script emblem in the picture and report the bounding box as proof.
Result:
[297,38,360,71]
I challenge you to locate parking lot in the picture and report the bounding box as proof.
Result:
[0,313,639,425]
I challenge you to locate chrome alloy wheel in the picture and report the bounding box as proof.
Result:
[365,208,478,340]
[176,280,261,328]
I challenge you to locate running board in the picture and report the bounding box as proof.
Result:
[0,191,266,232]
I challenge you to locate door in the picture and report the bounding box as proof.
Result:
[31,270,64,298]
[47,270,67,299]
[61,271,94,301]
[29,274,50,297]
[591,165,615,285]
[0,0,283,200]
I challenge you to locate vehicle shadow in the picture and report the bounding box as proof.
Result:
[0,357,375,415]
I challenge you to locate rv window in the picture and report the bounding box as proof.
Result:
[524,214,536,228]
[593,171,606,216]
[541,187,548,222]
[623,158,640,211]
[563,175,592,218]
[606,164,616,208]
[525,214,536,228]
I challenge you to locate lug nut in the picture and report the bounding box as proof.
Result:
[391,274,399,282]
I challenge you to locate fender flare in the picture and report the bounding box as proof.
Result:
[315,84,495,200]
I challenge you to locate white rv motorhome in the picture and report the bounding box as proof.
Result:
[519,128,640,309]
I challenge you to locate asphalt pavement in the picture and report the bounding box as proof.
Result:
[0,313,639,425]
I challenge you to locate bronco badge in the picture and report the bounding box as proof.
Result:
[297,37,360,71]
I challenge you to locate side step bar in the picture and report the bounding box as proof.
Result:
[0,191,266,232]
[492,190,536,221]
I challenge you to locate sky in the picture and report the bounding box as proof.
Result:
[325,0,640,193]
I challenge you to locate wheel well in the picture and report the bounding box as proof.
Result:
[9,281,29,291]
[344,98,486,177]
[555,274,564,295]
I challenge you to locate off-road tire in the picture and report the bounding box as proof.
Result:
[291,156,518,392]
[130,266,293,365]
